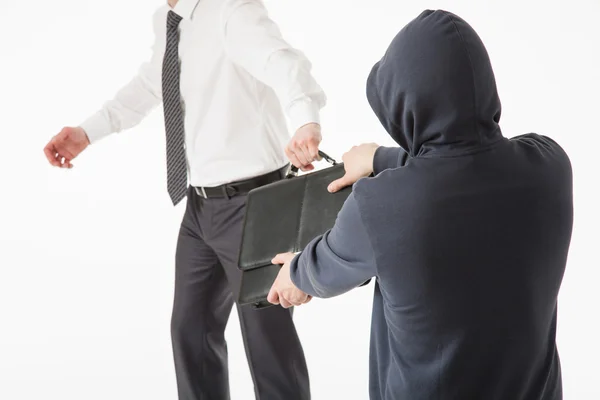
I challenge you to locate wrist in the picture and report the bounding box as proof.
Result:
[295,122,321,132]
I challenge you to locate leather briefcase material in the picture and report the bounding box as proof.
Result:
[237,152,352,308]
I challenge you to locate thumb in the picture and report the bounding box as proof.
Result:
[271,253,287,265]
[300,164,315,172]
[328,174,354,193]
[267,287,280,304]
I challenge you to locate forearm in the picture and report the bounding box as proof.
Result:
[289,195,376,298]
[289,235,335,298]
[81,7,165,143]
[264,50,326,132]
[80,67,162,143]
[222,0,326,132]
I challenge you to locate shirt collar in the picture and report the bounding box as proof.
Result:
[172,0,200,20]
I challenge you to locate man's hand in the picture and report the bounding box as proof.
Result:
[286,123,322,172]
[43,126,90,168]
[268,252,312,308]
[328,143,380,193]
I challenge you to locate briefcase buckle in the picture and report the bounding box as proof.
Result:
[319,151,337,166]
[286,150,337,179]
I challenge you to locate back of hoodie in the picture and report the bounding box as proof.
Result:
[353,10,573,400]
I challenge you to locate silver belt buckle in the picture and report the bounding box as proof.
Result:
[195,186,208,199]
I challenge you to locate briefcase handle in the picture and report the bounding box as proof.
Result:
[286,150,338,178]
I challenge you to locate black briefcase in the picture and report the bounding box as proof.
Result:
[237,151,352,308]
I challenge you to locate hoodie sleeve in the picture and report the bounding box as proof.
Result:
[289,193,376,298]
[373,146,409,175]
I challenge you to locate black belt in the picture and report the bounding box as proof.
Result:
[194,165,289,199]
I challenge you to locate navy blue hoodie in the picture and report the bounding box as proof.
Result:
[290,9,573,400]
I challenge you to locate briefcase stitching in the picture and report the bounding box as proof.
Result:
[294,175,309,253]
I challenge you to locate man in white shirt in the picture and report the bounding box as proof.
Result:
[43,0,325,399]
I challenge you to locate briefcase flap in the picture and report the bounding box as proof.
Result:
[238,163,351,272]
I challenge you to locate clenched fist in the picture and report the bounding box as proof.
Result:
[286,123,322,172]
[268,252,312,308]
[43,126,90,168]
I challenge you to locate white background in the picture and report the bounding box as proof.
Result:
[1,0,598,399]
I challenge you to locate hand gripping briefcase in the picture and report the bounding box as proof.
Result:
[237,151,352,308]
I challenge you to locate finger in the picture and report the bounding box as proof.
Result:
[285,148,304,169]
[57,155,70,168]
[300,293,311,304]
[289,299,302,307]
[51,144,74,167]
[306,139,320,162]
[56,154,67,167]
[44,143,62,167]
[271,253,286,265]
[296,297,310,306]
[267,287,280,304]
[328,174,354,193]
[280,297,293,309]
[285,292,300,306]
[298,145,313,166]
[54,142,76,162]
[299,163,314,172]
[289,294,306,307]
[289,142,310,167]
[271,252,293,265]
[58,152,74,168]
[297,145,313,166]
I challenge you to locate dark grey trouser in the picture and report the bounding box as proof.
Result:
[171,186,310,400]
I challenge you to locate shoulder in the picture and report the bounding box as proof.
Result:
[221,0,267,20]
[151,5,169,31]
[510,133,572,177]
[511,133,570,159]
[352,166,416,214]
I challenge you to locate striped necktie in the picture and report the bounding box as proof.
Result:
[162,10,188,206]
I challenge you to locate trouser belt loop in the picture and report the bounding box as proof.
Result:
[194,186,207,199]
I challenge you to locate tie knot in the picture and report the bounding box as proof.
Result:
[167,10,183,29]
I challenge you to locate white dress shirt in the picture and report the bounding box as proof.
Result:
[80,0,326,187]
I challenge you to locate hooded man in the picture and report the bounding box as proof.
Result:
[268,9,573,400]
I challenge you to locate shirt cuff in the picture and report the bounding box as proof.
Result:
[79,111,114,144]
[287,98,321,133]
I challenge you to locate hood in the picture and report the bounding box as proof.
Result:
[367,10,503,157]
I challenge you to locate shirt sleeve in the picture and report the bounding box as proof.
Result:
[373,146,409,175]
[79,7,166,143]
[222,0,326,133]
[289,193,376,298]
